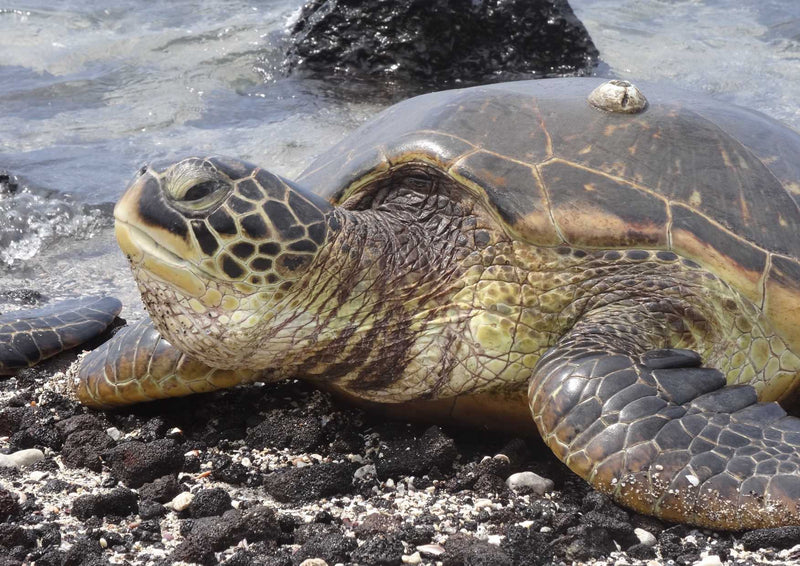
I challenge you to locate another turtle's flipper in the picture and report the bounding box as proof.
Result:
[0,296,122,375]
[75,317,265,409]
[530,337,800,529]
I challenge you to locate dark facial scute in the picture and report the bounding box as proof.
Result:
[191,220,220,255]
[220,254,245,279]
[241,214,270,239]
[208,208,237,236]
[231,242,255,259]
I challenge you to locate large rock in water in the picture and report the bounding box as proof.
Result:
[285,0,599,88]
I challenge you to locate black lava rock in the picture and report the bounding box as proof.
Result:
[350,533,404,565]
[285,0,598,89]
[0,524,34,551]
[137,474,182,503]
[0,488,20,521]
[71,487,138,519]
[56,414,109,437]
[443,532,513,566]
[61,535,104,566]
[172,506,281,565]
[138,499,166,520]
[131,519,162,543]
[502,525,549,566]
[61,429,115,471]
[246,410,324,452]
[10,422,61,451]
[105,439,184,488]
[292,524,356,565]
[741,526,800,551]
[34,523,61,549]
[374,425,457,479]
[262,461,358,503]
[187,488,233,518]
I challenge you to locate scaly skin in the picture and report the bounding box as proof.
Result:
[76,158,800,529]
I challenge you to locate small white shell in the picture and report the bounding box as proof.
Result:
[588,80,648,114]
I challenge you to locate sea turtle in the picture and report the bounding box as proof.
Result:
[0,296,121,374]
[76,78,800,530]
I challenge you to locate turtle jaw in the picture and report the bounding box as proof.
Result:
[115,220,209,298]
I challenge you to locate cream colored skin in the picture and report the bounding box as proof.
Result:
[112,162,800,414]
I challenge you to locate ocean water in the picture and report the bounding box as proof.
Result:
[1,0,799,315]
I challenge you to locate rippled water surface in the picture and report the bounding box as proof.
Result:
[1,0,800,314]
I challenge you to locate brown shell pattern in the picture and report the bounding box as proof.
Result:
[297,78,800,353]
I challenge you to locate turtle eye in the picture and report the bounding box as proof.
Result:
[170,178,231,212]
[182,180,224,202]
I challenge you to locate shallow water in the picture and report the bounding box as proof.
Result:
[1,0,800,314]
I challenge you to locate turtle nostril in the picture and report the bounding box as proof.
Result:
[138,165,148,176]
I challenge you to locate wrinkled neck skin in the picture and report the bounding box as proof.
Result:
[249,176,493,385]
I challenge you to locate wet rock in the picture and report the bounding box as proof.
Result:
[71,487,138,519]
[263,462,358,503]
[246,410,324,452]
[104,439,184,488]
[285,0,598,89]
[741,526,800,550]
[187,488,233,518]
[61,429,114,471]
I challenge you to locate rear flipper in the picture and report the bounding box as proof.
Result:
[530,341,800,529]
[75,317,265,409]
[0,296,122,375]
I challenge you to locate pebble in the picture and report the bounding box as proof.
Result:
[635,527,657,547]
[416,543,445,556]
[0,448,44,468]
[354,463,376,481]
[506,471,554,495]
[402,551,422,564]
[298,560,328,566]
[169,492,194,511]
[693,554,723,566]
[106,427,122,441]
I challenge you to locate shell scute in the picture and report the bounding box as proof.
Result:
[670,203,767,303]
[540,159,668,249]
[449,150,560,245]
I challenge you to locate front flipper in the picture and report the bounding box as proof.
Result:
[75,317,265,409]
[530,336,800,529]
[0,296,122,375]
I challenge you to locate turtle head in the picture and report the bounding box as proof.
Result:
[114,156,338,368]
